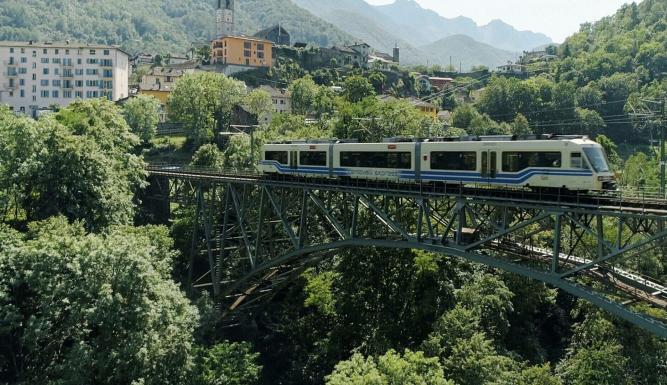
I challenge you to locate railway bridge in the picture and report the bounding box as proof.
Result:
[146,164,667,338]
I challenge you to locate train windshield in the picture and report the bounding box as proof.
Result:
[583,147,610,173]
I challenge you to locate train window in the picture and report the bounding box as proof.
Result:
[571,152,587,169]
[583,147,610,173]
[502,152,562,172]
[431,151,476,171]
[300,151,327,166]
[265,151,288,165]
[340,152,412,169]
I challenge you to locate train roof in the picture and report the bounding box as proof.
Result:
[266,135,595,145]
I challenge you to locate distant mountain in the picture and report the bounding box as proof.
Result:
[0,0,353,54]
[419,35,515,70]
[292,0,516,69]
[375,0,552,53]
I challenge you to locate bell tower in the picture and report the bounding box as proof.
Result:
[216,0,234,38]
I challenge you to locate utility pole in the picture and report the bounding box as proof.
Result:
[661,98,666,198]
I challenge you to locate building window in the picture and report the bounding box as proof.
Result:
[75,80,83,87]
[65,49,69,55]
[20,48,24,54]
[75,91,82,98]
[41,57,49,64]
[32,85,36,92]
[54,68,59,75]
[8,79,13,87]
[32,51,36,57]
[244,50,251,58]
[32,63,36,69]
[20,90,25,97]
[64,90,72,98]
[244,42,252,49]
[55,49,59,54]
[75,69,83,76]
[52,79,61,87]
[52,90,59,98]
[9,47,14,53]
[257,51,264,59]
[86,69,98,75]
[87,58,98,64]
[90,49,96,55]
[77,58,82,65]
[52,58,60,64]
[63,58,72,66]
[18,68,27,74]
[41,90,49,98]
[32,96,36,101]
[100,59,112,66]
[103,49,110,55]
[40,80,49,86]
[43,49,47,54]
[20,57,26,63]
[8,57,14,65]
[43,68,49,75]
[19,79,24,86]
[103,69,113,77]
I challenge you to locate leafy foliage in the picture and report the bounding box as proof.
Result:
[167,72,246,147]
[123,95,161,144]
[0,100,146,230]
[326,349,454,385]
[195,342,261,385]
[0,217,198,385]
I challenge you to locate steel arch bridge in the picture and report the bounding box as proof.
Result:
[146,165,667,338]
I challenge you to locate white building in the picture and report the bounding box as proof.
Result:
[258,85,291,124]
[0,41,129,117]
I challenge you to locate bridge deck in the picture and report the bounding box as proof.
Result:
[147,165,667,216]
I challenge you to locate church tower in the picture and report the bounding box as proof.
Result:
[216,0,234,38]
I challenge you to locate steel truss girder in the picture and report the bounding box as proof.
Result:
[159,178,667,338]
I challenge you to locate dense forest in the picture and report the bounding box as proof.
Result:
[1,1,667,385]
[0,0,352,54]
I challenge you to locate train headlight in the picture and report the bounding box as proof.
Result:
[597,176,615,182]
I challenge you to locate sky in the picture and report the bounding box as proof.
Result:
[364,0,639,42]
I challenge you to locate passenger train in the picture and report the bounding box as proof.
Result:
[258,135,616,191]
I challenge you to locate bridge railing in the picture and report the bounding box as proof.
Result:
[146,163,667,211]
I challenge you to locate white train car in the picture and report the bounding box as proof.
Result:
[258,136,616,191]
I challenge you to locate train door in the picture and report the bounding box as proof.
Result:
[481,150,497,182]
[290,151,298,171]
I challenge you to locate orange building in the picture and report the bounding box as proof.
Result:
[211,36,273,67]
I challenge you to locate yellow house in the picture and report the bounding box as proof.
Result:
[409,97,438,118]
[211,36,273,67]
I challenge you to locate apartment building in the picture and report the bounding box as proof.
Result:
[211,36,273,68]
[0,41,129,117]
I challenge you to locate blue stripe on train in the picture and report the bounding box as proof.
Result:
[260,161,593,184]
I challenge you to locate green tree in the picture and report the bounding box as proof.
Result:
[574,108,606,137]
[195,342,261,385]
[512,113,532,135]
[190,143,225,170]
[122,94,161,144]
[344,75,376,103]
[0,217,198,385]
[326,350,454,385]
[168,72,245,147]
[557,342,630,385]
[0,101,146,230]
[289,75,319,115]
[244,89,273,124]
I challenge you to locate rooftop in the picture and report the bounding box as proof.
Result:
[0,40,130,56]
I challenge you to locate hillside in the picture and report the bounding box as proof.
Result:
[0,0,353,54]
[374,0,552,52]
[291,0,517,68]
[420,35,515,69]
